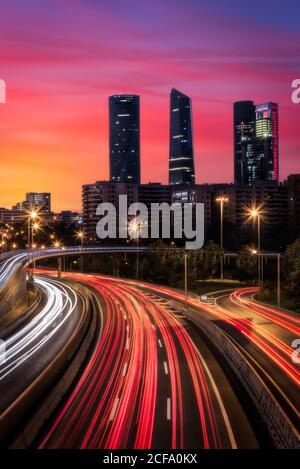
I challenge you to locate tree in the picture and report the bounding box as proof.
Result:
[237,246,259,281]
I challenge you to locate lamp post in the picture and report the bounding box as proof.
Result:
[248,206,264,299]
[251,250,281,307]
[129,218,141,280]
[277,254,281,307]
[27,210,37,280]
[216,197,229,280]
[251,249,261,292]
[249,208,262,252]
[31,222,40,273]
[76,230,85,272]
[184,252,188,310]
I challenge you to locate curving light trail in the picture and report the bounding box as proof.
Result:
[0,276,78,383]
[118,281,300,387]
[0,252,28,284]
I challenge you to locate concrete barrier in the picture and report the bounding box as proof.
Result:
[169,299,299,449]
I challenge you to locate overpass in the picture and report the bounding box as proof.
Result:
[0,245,151,285]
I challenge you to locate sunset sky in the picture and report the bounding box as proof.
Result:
[0,0,299,211]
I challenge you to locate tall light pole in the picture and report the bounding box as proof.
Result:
[249,208,262,252]
[216,197,229,280]
[247,206,264,299]
[129,218,141,280]
[31,222,40,273]
[251,251,281,307]
[184,252,188,309]
[27,210,37,280]
[277,253,281,307]
[76,230,85,272]
[251,249,261,293]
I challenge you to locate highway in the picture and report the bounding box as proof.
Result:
[1,248,298,448]
[121,281,300,434]
[39,272,259,449]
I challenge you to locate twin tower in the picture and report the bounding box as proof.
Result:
[109,89,195,186]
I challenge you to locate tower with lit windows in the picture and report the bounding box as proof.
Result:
[169,88,195,185]
[234,101,279,185]
[109,94,140,184]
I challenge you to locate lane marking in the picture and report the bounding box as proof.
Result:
[125,337,130,350]
[122,363,128,377]
[167,397,171,420]
[163,361,169,375]
[158,339,163,348]
[199,354,237,449]
[109,398,120,421]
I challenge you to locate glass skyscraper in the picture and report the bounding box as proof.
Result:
[169,88,195,185]
[234,101,279,185]
[109,94,140,184]
[234,101,256,185]
[255,102,279,182]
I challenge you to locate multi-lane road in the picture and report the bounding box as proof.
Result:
[39,272,260,449]
[0,251,299,449]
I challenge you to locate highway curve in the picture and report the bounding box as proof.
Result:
[39,272,259,449]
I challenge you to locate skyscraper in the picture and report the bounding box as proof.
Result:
[233,101,256,185]
[234,101,279,185]
[169,88,195,185]
[109,94,140,184]
[255,102,279,182]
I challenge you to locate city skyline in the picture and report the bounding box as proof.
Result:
[0,0,299,212]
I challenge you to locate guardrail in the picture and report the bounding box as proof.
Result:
[169,299,299,449]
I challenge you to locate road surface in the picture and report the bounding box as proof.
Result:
[39,272,258,449]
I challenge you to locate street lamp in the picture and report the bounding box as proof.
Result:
[129,218,142,280]
[27,210,38,279]
[247,206,264,252]
[251,249,261,292]
[251,250,281,307]
[76,230,85,272]
[76,230,85,248]
[277,254,281,307]
[247,205,264,297]
[216,196,229,279]
[184,252,188,309]
[32,222,40,247]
